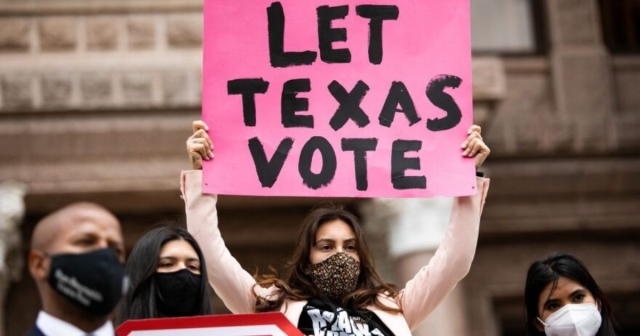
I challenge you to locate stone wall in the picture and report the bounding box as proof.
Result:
[0,1,204,200]
[0,10,202,111]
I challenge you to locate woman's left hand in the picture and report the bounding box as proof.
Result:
[461,125,490,170]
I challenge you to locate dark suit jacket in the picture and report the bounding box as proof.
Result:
[24,326,46,336]
[25,324,116,336]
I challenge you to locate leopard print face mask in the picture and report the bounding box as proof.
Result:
[308,252,361,302]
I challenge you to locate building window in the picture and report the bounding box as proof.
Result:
[600,0,640,53]
[471,0,544,54]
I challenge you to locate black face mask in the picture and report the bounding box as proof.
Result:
[47,248,127,317]
[154,269,202,317]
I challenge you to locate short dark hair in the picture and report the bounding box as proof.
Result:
[524,253,617,336]
[117,225,213,324]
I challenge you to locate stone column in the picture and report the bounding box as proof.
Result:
[0,183,26,336]
[545,0,616,152]
[361,198,469,336]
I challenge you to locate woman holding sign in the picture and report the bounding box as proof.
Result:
[183,120,489,335]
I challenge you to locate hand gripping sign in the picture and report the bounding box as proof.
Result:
[116,313,304,336]
[203,0,475,198]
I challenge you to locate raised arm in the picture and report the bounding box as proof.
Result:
[181,120,270,314]
[397,125,491,330]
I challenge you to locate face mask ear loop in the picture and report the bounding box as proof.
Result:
[537,317,547,327]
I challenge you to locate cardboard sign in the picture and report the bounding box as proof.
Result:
[203,0,475,198]
[116,313,303,336]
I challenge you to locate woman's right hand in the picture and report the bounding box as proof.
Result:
[186,120,214,170]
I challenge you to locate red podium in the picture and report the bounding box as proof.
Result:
[116,312,303,336]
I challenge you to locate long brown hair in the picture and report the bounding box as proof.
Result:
[253,205,401,314]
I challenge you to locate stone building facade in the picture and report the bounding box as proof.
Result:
[0,1,638,335]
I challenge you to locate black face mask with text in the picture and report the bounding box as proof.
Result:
[47,248,127,317]
[154,269,202,317]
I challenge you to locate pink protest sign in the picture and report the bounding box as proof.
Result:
[202,0,475,198]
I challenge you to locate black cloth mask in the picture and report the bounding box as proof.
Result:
[47,248,127,317]
[154,269,202,317]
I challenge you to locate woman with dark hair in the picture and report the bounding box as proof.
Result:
[117,226,213,324]
[182,120,490,334]
[524,253,618,336]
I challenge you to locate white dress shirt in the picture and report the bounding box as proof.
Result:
[36,311,114,336]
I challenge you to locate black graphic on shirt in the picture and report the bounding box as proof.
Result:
[298,298,394,336]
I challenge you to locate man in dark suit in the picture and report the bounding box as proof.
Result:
[25,202,127,336]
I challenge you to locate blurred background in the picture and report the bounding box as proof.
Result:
[0,0,638,335]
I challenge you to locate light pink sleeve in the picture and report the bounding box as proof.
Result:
[181,170,272,314]
[397,177,490,330]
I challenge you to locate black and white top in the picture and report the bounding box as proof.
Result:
[298,298,394,336]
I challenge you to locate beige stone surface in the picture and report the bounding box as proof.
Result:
[163,71,190,105]
[615,113,640,153]
[41,74,73,107]
[0,113,191,164]
[472,57,506,100]
[0,0,202,15]
[80,73,113,106]
[614,68,640,112]
[127,15,155,50]
[85,16,118,51]
[38,17,77,51]
[485,69,555,156]
[550,0,601,46]
[0,50,201,111]
[0,75,32,110]
[0,18,30,52]
[547,0,616,153]
[552,52,614,153]
[166,13,202,48]
[122,72,154,105]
